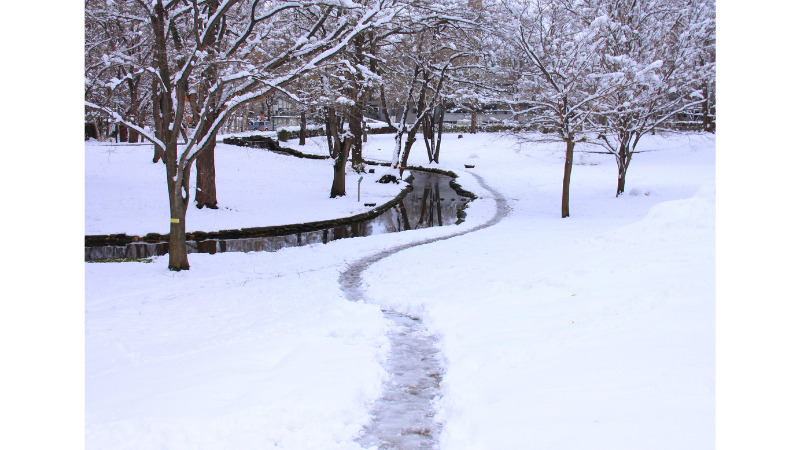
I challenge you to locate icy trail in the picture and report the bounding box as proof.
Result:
[339,172,509,448]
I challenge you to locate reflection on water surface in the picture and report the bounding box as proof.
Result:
[85,171,469,261]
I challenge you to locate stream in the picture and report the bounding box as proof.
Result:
[84,171,470,261]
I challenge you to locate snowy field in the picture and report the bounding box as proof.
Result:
[84,131,715,449]
[84,140,406,236]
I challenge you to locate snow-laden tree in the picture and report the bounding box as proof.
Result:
[587,0,716,196]
[675,0,715,133]
[85,0,155,146]
[443,0,510,138]
[500,0,623,218]
[293,30,381,197]
[318,70,362,198]
[387,0,481,176]
[86,0,404,271]
[390,34,469,176]
[297,0,482,189]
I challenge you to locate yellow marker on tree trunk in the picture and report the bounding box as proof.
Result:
[170,218,180,223]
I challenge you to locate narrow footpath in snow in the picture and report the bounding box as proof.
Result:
[340,172,510,448]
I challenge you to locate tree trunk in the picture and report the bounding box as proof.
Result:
[470,110,477,134]
[195,113,219,209]
[330,137,353,198]
[362,119,367,142]
[325,107,335,157]
[701,84,715,133]
[119,123,129,142]
[133,126,141,142]
[616,165,628,197]
[399,74,428,176]
[127,126,139,143]
[328,107,353,198]
[561,139,574,218]
[615,143,633,197]
[423,112,434,163]
[349,102,365,173]
[164,141,191,271]
[399,129,417,178]
[152,87,164,163]
[392,66,420,169]
[392,125,406,170]
[433,103,444,163]
[167,193,190,271]
[399,94,433,176]
[299,111,306,145]
[379,85,397,131]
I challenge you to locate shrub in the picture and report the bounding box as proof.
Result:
[277,129,291,142]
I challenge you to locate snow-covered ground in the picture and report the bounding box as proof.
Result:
[84,131,715,449]
[84,140,405,236]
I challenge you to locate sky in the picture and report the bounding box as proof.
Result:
[3,2,800,449]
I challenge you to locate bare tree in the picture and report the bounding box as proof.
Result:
[86,0,403,270]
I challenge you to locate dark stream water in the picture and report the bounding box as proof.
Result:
[85,171,470,261]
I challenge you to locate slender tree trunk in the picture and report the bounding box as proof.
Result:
[423,112,434,162]
[616,164,628,197]
[399,75,428,177]
[349,102,365,173]
[561,138,574,218]
[195,111,219,209]
[701,84,715,133]
[299,111,306,145]
[433,103,444,163]
[363,119,367,142]
[325,107,335,157]
[97,118,106,140]
[615,143,633,197]
[399,127,418,178]
[393,125,406,170]
[379,85,397,131]
[152,86,164,163]
[392,66,420,168]
[470,109,477,134]
[164,141,191,271]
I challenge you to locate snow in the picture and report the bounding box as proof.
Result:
[84,141,405,235]
[85,131,716,449]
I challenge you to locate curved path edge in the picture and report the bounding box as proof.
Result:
[339,171,510,448]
